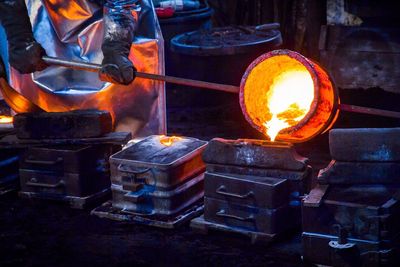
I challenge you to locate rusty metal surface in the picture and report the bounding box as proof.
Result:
[204,172,289,209]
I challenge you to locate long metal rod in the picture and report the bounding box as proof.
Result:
[339,104,400,119]
[43,56,240,94]
[43,56,400,119]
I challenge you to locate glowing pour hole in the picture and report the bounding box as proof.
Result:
[0,115,13,124]
[159,135,182,146]
[264,70,314,141]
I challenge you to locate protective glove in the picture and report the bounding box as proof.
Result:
[0,0,48,74]
[99,1,139,85]
[99,48,136,85]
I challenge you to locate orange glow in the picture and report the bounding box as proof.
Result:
[0,115,13,124]
[264,70,314,141]
[159,135,182,146]
[240,50,338,143]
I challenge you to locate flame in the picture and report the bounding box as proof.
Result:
[0,115,13,124]
[263,70,314,141]
[159,135,182,146]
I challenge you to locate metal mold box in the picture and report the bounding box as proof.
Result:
[204,172,289,209]
[110,135,207,190]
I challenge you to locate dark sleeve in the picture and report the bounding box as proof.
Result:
[0,0,36,51]
[102,0,141,57]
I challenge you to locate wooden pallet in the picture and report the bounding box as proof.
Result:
[190,215,277,244]
[19,188,111,209]
[91,201,204,229]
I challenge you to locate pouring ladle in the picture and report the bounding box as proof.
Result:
[42,56,400,120]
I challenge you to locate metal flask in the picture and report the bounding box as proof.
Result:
[109,135,207,216]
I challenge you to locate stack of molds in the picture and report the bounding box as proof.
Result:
[302,128,400,267]
[93,135,208,228]
[15,110,123,208]
[191,138,312,243]
[19,145,117,209]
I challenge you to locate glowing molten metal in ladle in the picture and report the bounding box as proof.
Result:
[240,50,339,143]
[264,70,314,141]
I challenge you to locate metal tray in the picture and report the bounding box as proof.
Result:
[110,135,207,190]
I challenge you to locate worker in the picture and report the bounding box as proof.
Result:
[0,0,166,137]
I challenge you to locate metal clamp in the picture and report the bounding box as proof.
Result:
[216,209,254,222]
[26,178,65,189]
[25,157,63,166]
[216,185,254,199]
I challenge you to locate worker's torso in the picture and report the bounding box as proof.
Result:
[0,0,166,137]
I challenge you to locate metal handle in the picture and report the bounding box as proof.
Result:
[216,209,254,222]
[25,157,63,166]
[117,164,150,175]
[26,179,65,189]
[216,185,254,199]
[42,56,240,94]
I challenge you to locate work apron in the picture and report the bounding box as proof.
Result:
[0,0,166,138]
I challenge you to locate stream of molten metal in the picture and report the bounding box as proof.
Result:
[0,115,13,124]
[264,70,314,141]
[159,135,182,146]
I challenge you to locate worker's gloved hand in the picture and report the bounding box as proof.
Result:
[0,0,48,74]
[99,54,136,85]
[99,1,138,85]
[9,41,48,74]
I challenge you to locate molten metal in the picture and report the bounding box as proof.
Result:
[240,50,339,143]
[264,70,314,140]
[0,115,13,124]
[159,135,182,146]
